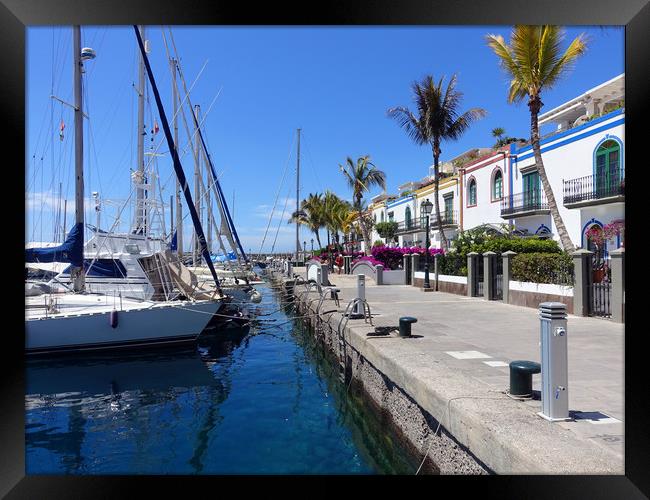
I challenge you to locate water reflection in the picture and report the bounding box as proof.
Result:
[26,284,418,474]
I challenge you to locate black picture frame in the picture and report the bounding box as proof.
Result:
[4,0,647,496]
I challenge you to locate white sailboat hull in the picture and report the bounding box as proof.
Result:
[26,297,222,354]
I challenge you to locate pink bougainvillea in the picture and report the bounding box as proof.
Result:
[586,219,625,248]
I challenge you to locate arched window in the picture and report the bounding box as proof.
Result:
[405,206,412,228]
[595,139,622,196]
[468,178,477,206]
[492,169,503,200]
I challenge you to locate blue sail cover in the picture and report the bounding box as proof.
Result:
[211,251,237,263]
[170,230,178,251]
[25,223,84,267]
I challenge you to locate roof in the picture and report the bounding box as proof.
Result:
[539,73,624,127]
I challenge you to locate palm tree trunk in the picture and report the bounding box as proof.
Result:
[529,96,575,253]
[432,143,448,250]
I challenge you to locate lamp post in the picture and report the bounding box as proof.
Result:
[421,199,433,289]
[311,238,314,254]
[303,240,307,262]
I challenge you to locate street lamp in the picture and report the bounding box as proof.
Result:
[421,199,434,289]
[303,240,307,261]
[311,238,314,253]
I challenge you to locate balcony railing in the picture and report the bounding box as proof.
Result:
[563,169,624,206]
[395,218,424,234]
[501,191,549,217]
[395,211,458,234]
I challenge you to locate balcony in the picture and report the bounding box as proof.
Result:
[563,170,624,208]
[501,191,549,218]
[430,210,459,229]
[394,211,458,234]
[395,218,425,235]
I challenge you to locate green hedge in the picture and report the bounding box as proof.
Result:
[511,252,574,285]
[474,238,561,255]
[437,253,467,276]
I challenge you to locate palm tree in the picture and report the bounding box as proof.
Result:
[492,127,506,147]
[339,155,386,254]
[388,75,486,250]
[320,190,352,250]
[288,192,325,249]
[486,25,587,252]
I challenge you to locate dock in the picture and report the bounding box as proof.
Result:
[267,265,623,474]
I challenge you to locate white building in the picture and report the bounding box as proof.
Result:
[503,74,624,254]
[414,175,461,249]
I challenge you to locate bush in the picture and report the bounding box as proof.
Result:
[373,240,384,247]
[437,253,467,276]
[375,221,398,239]
[511,252,574,285]
[450,227,562,260]
[476,238,561,255]
[368,245,444,270]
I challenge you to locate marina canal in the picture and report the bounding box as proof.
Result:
[25,280,419,474]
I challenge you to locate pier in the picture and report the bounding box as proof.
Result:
[266,263,623,474]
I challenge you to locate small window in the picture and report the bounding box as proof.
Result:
[492,170,503,200]
[468,178,477,206]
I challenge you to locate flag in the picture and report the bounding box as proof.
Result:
[59,120,65,141]
[152,120,159,135]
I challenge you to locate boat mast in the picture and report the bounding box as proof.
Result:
[71,25,85,292]
[171,57,183,257]
[295,128,301,261]
[205,133,212,255]
[193,104,202,266]
[134,25,146,235]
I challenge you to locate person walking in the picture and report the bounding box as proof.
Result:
[335,253,344,275]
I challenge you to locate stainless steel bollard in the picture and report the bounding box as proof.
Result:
[350,274,366,318]
[538,302,571,421]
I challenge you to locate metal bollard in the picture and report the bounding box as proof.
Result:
[538,302,571,421]
[350,274,366,318]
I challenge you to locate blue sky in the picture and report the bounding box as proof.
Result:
[26,25,624,252]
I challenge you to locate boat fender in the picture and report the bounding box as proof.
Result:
[110,310,119,328]
[250,290,262,304]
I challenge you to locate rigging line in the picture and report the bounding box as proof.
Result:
[164,27,245,261]
[155,86,223,191]
[256,134,294,256]
[137,32,209,176]
[134,25,224,294]
[270,187,292,254]
[300,131,324,193]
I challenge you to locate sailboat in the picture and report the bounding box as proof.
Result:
[162,48,262,300]
[25,26,226,355]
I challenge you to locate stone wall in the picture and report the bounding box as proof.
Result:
[298,288,490,475]
[413,277,467,296]
[508,290,574,314]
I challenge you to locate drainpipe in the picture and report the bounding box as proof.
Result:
[459,169,464,231]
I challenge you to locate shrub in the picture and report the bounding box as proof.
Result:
[352,255,383,267]
[375,221,398,239]
[368,245,444,270]
[437,253,467,276]
[511,252,574,285]
[450,227,562,259]
[373,240,384,247]
[475,238,561,255]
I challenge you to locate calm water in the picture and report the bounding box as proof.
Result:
[26,281,419,474]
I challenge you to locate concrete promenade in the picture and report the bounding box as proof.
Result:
[296,270,624,474]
